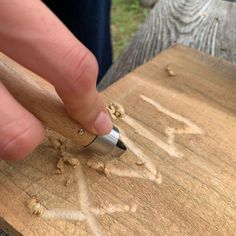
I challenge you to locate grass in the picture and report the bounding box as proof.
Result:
[111,0,150,60]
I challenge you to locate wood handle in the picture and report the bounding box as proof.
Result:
[0,52,95,146]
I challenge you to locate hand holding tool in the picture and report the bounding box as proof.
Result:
[0,52,126,157]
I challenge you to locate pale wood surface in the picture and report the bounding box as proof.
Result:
[98,0,236,91]
[0,53,95,147]
[0,45,235,235]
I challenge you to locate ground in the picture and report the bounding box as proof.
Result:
[111,0,150,60]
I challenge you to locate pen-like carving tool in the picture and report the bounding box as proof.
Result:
[0,52,127,157]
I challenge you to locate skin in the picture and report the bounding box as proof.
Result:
[0,0,113,160]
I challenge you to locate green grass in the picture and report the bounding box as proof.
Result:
[111,0,149,60]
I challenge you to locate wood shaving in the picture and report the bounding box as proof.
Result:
[65,176,73,187]
[135,161,145,166]
[87,159,106,175]
[48,136,63,151]
[166,65,176,77]
[96,166,106,175]
[53,151,79,174]
[61,152,79,167]
[104,166,111,177]
[27,196,45,216]
[107,108,116,120]
[60,140,71,152]
[130,204,138,213]
[107,102,125,120]
[53,169,62,175]
[53,157,65,174]
[48,136,71,153]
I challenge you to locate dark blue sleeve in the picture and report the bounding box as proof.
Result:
[43,0,112,84]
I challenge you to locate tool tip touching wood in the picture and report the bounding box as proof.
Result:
[0,52,127,158]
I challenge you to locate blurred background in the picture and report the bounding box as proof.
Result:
[111,0,152,60]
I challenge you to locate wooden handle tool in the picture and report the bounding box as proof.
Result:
[0,52,126,157]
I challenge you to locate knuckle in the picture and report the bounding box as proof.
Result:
[63,47,98,94]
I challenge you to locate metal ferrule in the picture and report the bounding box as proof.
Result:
[85,126,126,157]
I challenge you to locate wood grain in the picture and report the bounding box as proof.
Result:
[98,0,236,91]
[0,45,235,235]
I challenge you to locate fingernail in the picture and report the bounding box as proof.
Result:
[94,111,112,135]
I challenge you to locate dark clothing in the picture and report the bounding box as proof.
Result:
[43,0,112,84]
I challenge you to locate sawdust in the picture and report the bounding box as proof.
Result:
[54,157,65,174]
[64,176,74,187]
[48,136,63,151]
[166,65,176,77]
[86,159,112,177]
[135,161,145,166]
[108,102,125,120]
[26,196,45,216]
[49,136,79,174]
[48,137,72,153]
[87,159,106,175]
[104,166,111,177]
[130,204,138,213]
[61,152,79,167]
[53,152,79,174]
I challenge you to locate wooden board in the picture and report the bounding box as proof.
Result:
[99,0,236,91]
[0,45,236,236]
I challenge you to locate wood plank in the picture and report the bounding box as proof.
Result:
[99,0,236,91]
[0,45,236,235]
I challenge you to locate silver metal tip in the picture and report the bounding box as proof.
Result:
[111,139,127,157]
[85,126,127,157]
[117,139,127,151]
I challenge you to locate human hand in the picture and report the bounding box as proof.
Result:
[0,0,112,160]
